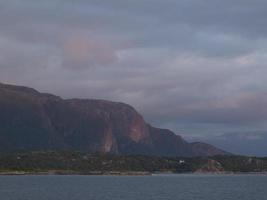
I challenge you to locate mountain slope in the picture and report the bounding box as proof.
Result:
[0,82,228,157]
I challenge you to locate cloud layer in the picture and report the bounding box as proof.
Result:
[1,0,267,139]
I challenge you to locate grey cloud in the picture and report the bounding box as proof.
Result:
[1,0,267,140]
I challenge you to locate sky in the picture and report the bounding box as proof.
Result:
[1,0,267,154]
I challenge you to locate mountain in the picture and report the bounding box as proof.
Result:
[0,82,228,157]
[188,132,267,157]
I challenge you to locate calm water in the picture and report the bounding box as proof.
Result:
[0,174,267,200]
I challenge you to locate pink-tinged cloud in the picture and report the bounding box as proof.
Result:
[62,33,118,69]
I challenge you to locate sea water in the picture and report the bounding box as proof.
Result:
[0,174,266,200]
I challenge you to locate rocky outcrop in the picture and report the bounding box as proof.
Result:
[195,159,225,173]
[0,82,229,157]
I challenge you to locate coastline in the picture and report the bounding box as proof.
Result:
[0,171,152,176]
[1,171,267,176]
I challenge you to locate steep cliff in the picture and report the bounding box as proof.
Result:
[0,82,228,156]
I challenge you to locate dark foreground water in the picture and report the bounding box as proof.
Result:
[0,174,267,200]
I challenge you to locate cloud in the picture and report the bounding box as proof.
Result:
[1,0,267,138]
[62,32,118,69]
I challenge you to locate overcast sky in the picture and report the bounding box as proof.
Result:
[1,0,267,139]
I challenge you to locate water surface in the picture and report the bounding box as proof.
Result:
[0,174,266,200]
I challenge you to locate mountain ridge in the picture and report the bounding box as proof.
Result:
[0,82,229,157]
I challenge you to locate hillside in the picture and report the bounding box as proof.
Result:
[0,82,228,157]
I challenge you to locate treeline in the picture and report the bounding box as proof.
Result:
[213,155,267,172]
[0,151,266,174]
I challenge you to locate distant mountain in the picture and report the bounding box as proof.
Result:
[188,132,267,157]
[0,82,228,157]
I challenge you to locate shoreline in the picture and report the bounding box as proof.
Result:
[1,171,267,176]
[0,171,152,176]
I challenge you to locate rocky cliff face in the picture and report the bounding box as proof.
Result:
[195,159,225,173]
[0,82,229,157]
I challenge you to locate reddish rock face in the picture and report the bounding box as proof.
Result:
[101,126,118,153]
[195,159,225,173]
[0,82,229,157]
[64,99,153,153]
